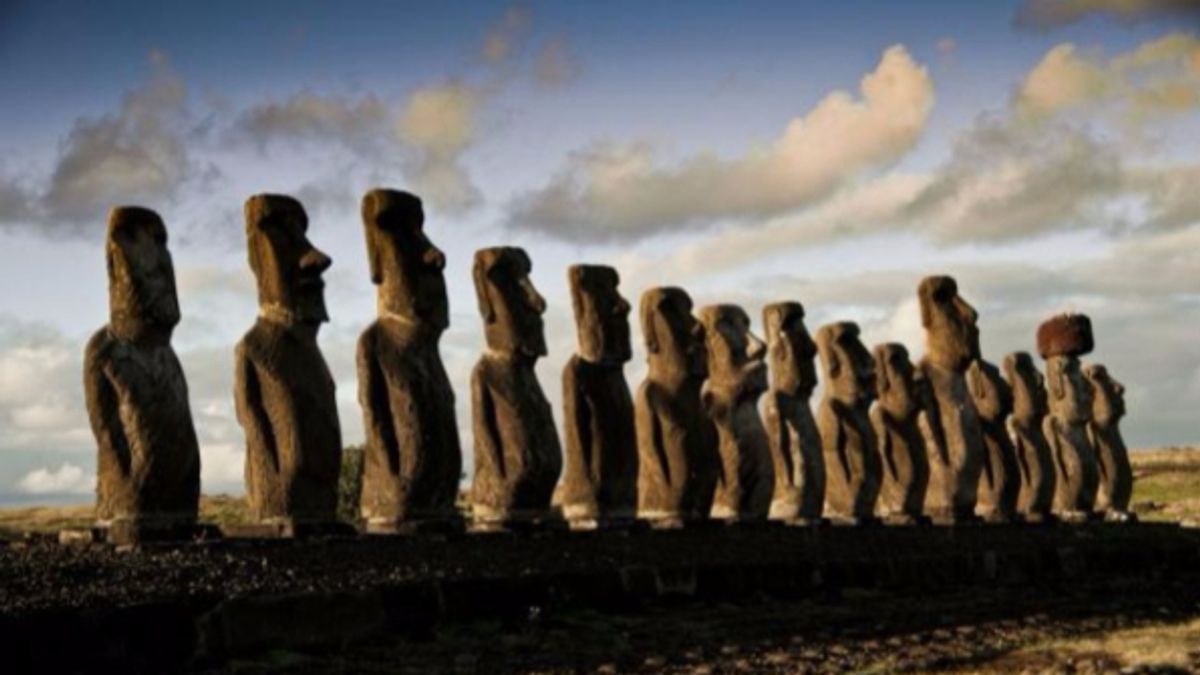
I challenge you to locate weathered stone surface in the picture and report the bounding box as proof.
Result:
[968,358,1021,521]
[1085,363,1133,517]
[916,276,984,522]
[870,343,929,521]
[235,194,342,524]
[1002,352,1056,520]
[560,264,637,524]
[1039,314,1100,517]
[635,287,719,525]
[84,206,200,528]
[1037,314,1094,359]
[469,247,561,524]
[761,302,825,522]
[699,304,773,521]
[356,189,461,530]
[815,322,881,522]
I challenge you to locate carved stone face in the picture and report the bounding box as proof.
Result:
[640,287,707,380]
[473,247,547,358]
[569,264,631,365]
[763,302,818,398]
[106,206,180,340]
[245,194,331,324]
[1046,356,1092,424]
[699,304,767,394]
[816,322,875,407]
[1085,364,1126,426]
[1004,352,1048,427]
[873,343,915,419]
[919,275,980,370]
[362,189,448,331]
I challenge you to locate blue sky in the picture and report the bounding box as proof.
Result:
[0,0,1198,501]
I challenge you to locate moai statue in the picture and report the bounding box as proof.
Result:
[469,247,562,527]
[698,304,774,521]
[84,207,200,540]
[1085,363,1134,520]
[356,189,461,533]
[967,358,1021,521]
[1002,352,1056,522]
[1037,314,1101,519]
[870,343,929,523]
[235,195,343,530]
[559,264,637,528]
[815,322,881,523]
[761,302,825,523]
[916,276,984,523]
[635,287,719,527]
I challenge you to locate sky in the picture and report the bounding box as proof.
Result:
[0,0,1198,502]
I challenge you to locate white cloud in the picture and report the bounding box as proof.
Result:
[481,4,532,64]
[505,45,934,241]
[1016,32,1200,119]
[17,463,94,495]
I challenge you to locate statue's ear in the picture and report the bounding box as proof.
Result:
[641,295,660,354]
[473,256,495,323]
[826,346,841,380]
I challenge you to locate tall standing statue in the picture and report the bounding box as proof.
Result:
[470,247,561,527]
[699,304,774,521]
[870,343,929,523]
[235,195,342,529]
[356,189,461,533]
[916,276,984,523]
[1002,352,1056,522]
[560,264,637,528]
[761,302,825,523]
[635,287,718,527]
[1037,314,1100,519]
[967,358,1021,521]
[85,206,200,539]
[1084,363,1134,520]
[815,322,881,523]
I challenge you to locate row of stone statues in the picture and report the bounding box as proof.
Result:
[84,190,1134,537]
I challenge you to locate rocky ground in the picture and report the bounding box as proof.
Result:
[208,580,1200,674]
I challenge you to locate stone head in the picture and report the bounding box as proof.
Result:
[873,343,916,419]
[1084,363,1125,426]
[698,304,767,394]
[762,302,818,398]
[106,206,180,341]
[244,194,331,324]
[362,189,448,331]
[816,321,875,407]
[918,275,980,370]
[473,247,547,358]
[568,264,631,365]
[1045,355,1092,424]
[1003,351,1048,427]
[639,287,706,380]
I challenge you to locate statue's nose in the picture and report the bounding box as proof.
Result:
[423,244,446,271]
[746,331,766,361]
[300,247,332,274]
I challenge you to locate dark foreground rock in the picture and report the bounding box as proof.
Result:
[1,522,1198,672]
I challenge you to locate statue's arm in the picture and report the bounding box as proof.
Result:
[635,384,669,486]
[83,336,131,475]
[235,343,279,471]
[870,405,898,483]
[562,361,593,483]
[471,363,504,479]
[357,331,401,474]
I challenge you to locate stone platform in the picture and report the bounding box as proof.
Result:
[2,521,1197,671]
